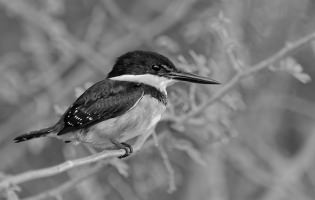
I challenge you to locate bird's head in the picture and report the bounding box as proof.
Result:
[108,51,219,93]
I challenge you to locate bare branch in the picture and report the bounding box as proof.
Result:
[23,164,103,200]
[175,31,315,122]
[0,130,167,194]
[0,149,124,189]
[156,138,176,193]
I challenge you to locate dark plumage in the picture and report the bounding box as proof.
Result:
[14,80,166,141]
[107,50,176,78]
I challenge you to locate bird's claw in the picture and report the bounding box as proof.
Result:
[111,140,133,159]
[118,142,133,159]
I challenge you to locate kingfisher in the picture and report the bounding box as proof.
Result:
[14,51,219,158]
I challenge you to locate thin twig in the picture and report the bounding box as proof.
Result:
[23,164,103,200]
[155,136,176,193]
[1,131,168,197]
[176,31,315,122]
[0,149,124,189]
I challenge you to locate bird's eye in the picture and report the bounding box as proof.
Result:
[152,65,161,71]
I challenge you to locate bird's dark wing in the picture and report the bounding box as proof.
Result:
[58,80,143,135]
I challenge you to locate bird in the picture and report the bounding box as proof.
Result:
[14,50,219,158]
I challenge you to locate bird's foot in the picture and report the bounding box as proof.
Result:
[119,142,133,159]
[111,140,133,159]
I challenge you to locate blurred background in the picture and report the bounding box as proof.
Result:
[1,0,315,199]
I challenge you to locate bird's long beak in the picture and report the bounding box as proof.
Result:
[166,71,220,84]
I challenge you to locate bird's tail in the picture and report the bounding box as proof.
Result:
[14,124,61,143]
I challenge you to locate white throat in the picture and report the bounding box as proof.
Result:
[109,74,174,93]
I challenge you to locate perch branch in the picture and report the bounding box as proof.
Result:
[23,164,103,200]
[0,149,124,190]
[0,131,165,194]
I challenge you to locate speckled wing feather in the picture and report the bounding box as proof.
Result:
[57,80,144,135]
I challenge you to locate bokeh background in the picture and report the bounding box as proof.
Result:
[1,0,315,199]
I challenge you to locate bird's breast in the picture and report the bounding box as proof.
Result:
[85,95,166,146]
